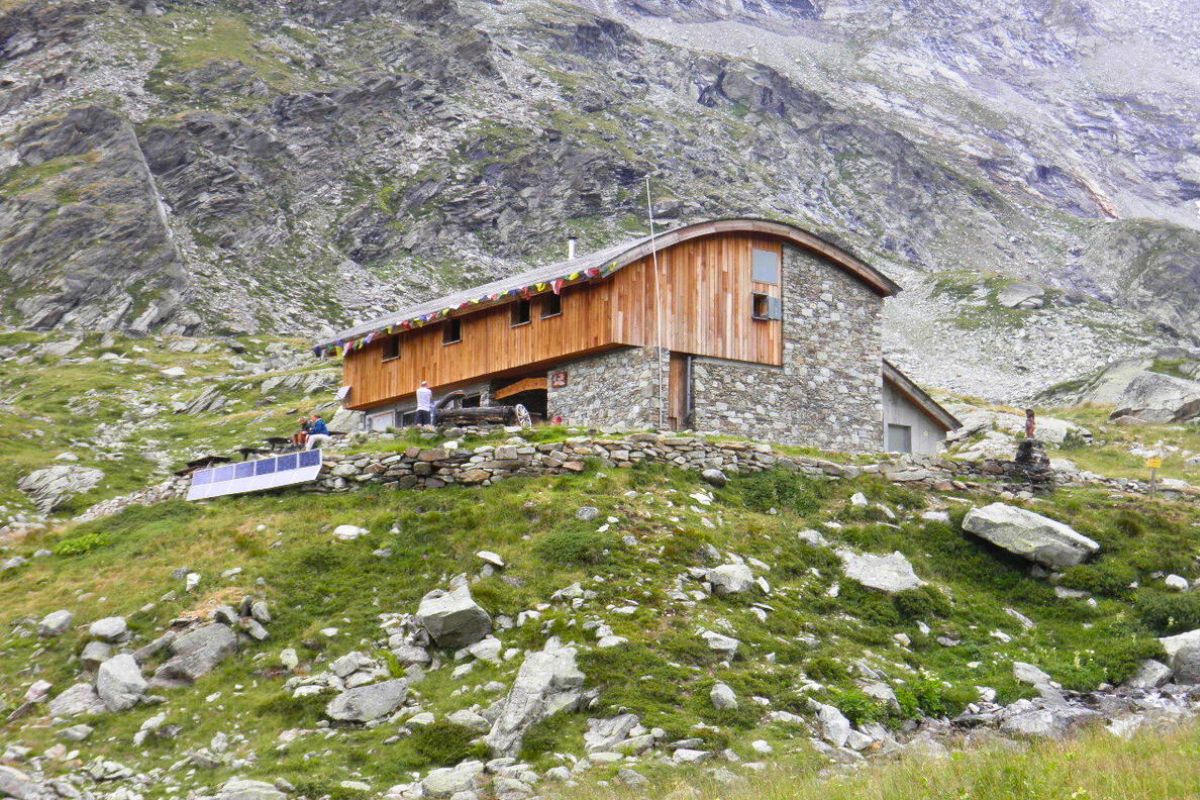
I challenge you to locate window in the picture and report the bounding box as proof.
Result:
[368,411,396,432]
[462,393,482,408]
[540,293,562,318]
[752,292,782,321]
[381,335,400,361]
[443,318,462,344]
[886,424,913,454]
[752,248,780,284]
[399,410,418,427]
[511,299,531,327]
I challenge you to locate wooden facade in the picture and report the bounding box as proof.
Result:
[342,230,828,410]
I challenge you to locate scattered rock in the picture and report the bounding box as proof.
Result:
[837,550,923,593]
[710,682,738,710]
[421,761,484,797]
[325,679,409,723]
[962,503,1100,568]
[49,683,107,717]
[485,640,585,756]
[18,465,105,513]
[97,654,147,712]
[38,610,73,638]
[476,550,505,568]
[152,623,238,686]
[1124,659,1173,690]
[333,525,369,541]
[700,468,727,488]
[705,563,756,596]
[417,585,493,649]
[88,616,128,642]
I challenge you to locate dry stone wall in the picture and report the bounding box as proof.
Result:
[546,346,667,430]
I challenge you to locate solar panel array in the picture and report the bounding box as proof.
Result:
[187,450,323,501]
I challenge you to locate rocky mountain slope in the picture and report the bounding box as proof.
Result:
[2,0,1199,401]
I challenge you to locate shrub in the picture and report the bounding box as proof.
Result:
[1060,561,1137,598]
[1136,592,1200,635]
[805,656,848,683]
[894,675,952,719]
[829,687,886,726]
[408,722,488,766]
[737,471,829,516]
[53,532,110,556]
[534,528,616,566]
[893,586,952,620]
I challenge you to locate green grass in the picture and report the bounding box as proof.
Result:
[1042,404,1200,481]
[566,719,1200,800]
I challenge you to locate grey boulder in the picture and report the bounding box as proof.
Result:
[1171,644,1200,685]
[705,564,755,596]
[216,778,287,800]
[417,585,492,650]
[88,616,128,642]
[38,610,73,638]
[152,623,238,686]
[48,683,107,718]
[1124,659,1173,690]
[838,549,923,593]
[325,679,408,722]
[0,765,43,800]
[485,640,585,756]
[97,654,147,712]
[421,761,484,797]
[962,503,1100,568]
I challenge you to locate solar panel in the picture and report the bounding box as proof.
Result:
[187,450,323,501]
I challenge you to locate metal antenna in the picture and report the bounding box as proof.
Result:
[646,174,666,430]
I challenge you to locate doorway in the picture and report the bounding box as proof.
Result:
[668,352,693,431]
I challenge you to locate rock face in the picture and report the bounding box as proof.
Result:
[838,550,923,593]
[961,503,1100,568]
[416,585,492,649]
[485,640,586,756]
[0,765,41,800]
[96,654,147,712]
[151,623,238,686]
[324,679,408,723]
[17,465,104,512]
[1110,371,1200,424]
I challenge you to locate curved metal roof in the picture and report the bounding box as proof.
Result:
[317,217,900,353]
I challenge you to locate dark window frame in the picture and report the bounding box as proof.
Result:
[752,292,782,321]
[381,335,401,362]
[540,293,563,319]
[511,298,532,327]
[443,318,462,345]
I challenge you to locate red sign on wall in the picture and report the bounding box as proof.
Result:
[550,370,568,389]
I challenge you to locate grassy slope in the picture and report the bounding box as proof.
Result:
[2,460,1198,796]
[0,332,334,516]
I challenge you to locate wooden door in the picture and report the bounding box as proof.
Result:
[668,352,690,431]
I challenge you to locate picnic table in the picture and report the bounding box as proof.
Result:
[264,436,293,452]
[175,455,231,476]
[236,445,272,461]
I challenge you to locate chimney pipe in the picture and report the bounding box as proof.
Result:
[568,237,577,260]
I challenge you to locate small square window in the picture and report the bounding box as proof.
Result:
[887,423,913,454]
[752,248,780,284]
[540,293,562,318]
[511,299,532,326]
[752,292,782,321]
[381,335,400,361]
[443,318,462,344]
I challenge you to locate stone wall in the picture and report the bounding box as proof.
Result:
[546,346,667,430]
[690,243,884,452]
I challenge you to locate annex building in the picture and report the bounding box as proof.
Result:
[315,218,958,454]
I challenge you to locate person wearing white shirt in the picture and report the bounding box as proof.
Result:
[415,380,433,426]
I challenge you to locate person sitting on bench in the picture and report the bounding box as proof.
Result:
[305,414,332,450]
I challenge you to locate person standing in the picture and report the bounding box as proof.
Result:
[1024,408,1036,440]
[416,380,433,426]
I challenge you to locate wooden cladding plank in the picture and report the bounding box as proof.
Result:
[609,233,783,366]
[493,376,548,400]
[344,232,786,409]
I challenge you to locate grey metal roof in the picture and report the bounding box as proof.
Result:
[316,217,900,353]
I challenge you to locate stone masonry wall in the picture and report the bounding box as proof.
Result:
[546,346,667,430]
[690,243,884,452]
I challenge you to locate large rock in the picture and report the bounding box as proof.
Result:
[324,679,408,722]
[961,503,1099,568]
[151,623,237,686]
[417,585,492,649]
[999,701,1102,739]
[1160,629,1200,661]
[997,282,1045,309]
[1124,659,1173,690]
[48,683,107,717]
[216,778,287,800]
[88,616,128,642]
[1170,645,1200,684]
[485,640,585,756]
[18,465,105,513]
[583,714,640,753]
[837,550,923,593]
[0,765,43,800]
[96,654,147,712]
[705,564,755,596]
[38,610,73,638]
[421,761,484,797]
[1110,371,1200,423]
